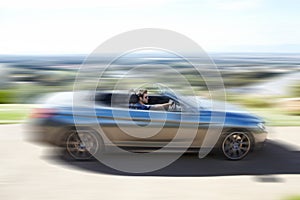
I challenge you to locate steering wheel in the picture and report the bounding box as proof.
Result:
[168,99,176,111]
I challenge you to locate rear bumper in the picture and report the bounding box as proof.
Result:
[26,119,71,146]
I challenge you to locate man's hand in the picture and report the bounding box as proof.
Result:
[151,100,174,110]
[168,99,175,106]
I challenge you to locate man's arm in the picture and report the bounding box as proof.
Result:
[150,100,174,110]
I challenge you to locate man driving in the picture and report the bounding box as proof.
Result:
[134,89,173,110]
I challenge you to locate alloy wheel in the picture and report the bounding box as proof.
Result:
[222,132,251,160]
[66,130,99,160]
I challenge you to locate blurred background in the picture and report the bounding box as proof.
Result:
[1,1,300,200]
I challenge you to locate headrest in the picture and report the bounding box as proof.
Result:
[129,94,139,104]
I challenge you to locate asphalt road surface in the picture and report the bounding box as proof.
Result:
[1,125,300,200]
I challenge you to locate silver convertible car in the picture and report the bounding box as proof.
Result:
[28,89,267,161]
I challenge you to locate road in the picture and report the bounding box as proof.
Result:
[0,125,300,200]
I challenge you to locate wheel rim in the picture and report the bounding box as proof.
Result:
[222,132,251,160]
[66,131,99,160]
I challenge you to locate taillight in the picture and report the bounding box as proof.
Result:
[30,108,56,119]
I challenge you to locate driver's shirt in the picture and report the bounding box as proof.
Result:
[133,103,151,110]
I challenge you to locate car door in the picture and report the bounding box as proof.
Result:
[97,107,183,148]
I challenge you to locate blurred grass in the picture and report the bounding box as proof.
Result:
[226,94,274,108]
[0,104,32,124]
[290,81,300,98]
[0,83,74,104]
[0,90,17,104]
[246,107,300,126]
[283,195,300,200]
[226,94,300,126]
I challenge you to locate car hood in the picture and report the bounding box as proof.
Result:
[196,98,247,113]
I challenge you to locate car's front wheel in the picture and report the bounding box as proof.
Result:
[65,129,104,160]
[221,131,252,160]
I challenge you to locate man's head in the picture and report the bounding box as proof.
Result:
[137,89,149,104]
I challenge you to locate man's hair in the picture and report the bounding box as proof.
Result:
[137,89,147,98]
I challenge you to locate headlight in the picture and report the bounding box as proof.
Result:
[257,122,266,130]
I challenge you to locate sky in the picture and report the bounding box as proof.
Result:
[0,0,300,54]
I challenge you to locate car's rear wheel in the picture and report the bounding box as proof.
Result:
[65,129,103,160]
[221,131,252,160]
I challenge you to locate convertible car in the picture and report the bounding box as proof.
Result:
[28,88,267,161]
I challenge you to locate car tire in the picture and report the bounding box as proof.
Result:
[220,131,252,160]
[65,128,104,161]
